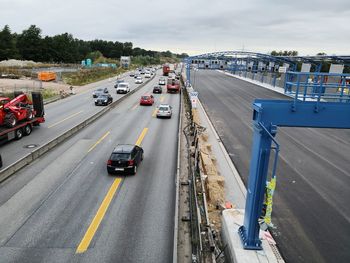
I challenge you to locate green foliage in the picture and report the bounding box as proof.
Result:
[62,67,125,86]
[0,25,19,60]
[40,89,59,100]
[271,50,298,56]
[131,55,161,66]
[86,51,103,62]
[16,25,43,61]
[0,24,187,64]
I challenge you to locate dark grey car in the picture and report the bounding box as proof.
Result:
[107,144,144,175]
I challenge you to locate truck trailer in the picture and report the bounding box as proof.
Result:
[0,92,45,144]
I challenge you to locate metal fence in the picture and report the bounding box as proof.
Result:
[235,71,285,88]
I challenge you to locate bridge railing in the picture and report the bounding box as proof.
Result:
[284,72,350,103]
[235,70,283,88]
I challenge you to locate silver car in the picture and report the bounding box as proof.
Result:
[156,104,172,119]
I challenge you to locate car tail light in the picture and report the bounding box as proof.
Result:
[107,159,112,165]
[128,160,134,166]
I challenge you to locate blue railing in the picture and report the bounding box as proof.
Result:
[284,72,350,103]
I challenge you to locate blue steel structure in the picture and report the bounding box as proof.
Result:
[238,71,350,249]
[184,53,350,250]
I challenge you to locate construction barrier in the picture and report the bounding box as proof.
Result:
[38,71,56,81]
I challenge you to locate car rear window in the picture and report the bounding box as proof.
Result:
[159,107,169,111]
[111,153,130,160]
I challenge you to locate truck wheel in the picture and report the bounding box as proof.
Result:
[26,110,34,120]
[4,113,17,128]
[15,128,23,140]
[24,124,32,136]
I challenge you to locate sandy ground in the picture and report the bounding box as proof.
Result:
[0,78,70,94]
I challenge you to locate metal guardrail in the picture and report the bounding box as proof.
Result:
[0,74,155,183]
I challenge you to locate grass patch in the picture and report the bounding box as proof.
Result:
[62,67,128,86]
[0,88,59,101]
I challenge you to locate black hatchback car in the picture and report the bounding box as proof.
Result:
[107,144,144,174]
[95,94,113,106]
[153,86,162,94]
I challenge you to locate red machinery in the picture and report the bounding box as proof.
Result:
[0,94,35,128]
[0,92,45,144]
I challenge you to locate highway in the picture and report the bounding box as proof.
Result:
[192,70,350,263]
[0,72,179,262]
[0,71,148,169]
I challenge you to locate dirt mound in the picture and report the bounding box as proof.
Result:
[0,59,38,67]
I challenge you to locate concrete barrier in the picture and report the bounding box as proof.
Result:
[0,74,155,183]
[173,87,183,263]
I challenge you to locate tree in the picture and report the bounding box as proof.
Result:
[270,50,298,56]
[0,25,18,60]
[86,51,103,62]
[17,25,43,61]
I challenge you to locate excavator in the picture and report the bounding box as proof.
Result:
[0,94,35,128]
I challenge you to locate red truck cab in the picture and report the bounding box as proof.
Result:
[163,64,170,76]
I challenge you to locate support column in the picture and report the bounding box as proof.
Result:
[238,122,276,249]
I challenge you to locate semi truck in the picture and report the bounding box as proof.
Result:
[0,92,45,144]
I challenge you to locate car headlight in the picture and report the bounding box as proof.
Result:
[95,99,97,102]
[104,100,107,102]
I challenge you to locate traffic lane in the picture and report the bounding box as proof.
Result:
[0,71,158,168]
[0,84,179,262]
[0,72,162,203]
[78,93,179,262]
[193,70,350,263]
[43,73,139,125]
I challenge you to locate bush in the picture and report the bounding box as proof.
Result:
[62,67,126,86]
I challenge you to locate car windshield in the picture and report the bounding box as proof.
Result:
[98,95,108,98]
[118,84,127,87]
[159,106,169,111]
[142,96,150,100]
[96,89,103,92]
[111,153,130,160]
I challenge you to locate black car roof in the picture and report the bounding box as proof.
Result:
[113,144,135,153]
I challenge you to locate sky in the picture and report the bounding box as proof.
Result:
[0,0,349,56]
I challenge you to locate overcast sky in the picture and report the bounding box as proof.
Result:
[1,0,349,56]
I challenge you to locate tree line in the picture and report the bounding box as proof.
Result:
[0,25,188,63]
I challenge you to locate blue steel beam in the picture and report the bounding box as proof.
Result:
[239,98,350,250]
[253,100,350,128]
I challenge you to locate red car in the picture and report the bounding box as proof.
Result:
[140,94,154,106]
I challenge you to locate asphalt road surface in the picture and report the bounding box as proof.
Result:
[0,71,154,168]
[192,70,350,263]
[0,73,179,262]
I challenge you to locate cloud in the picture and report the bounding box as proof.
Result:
[0,0,349,55]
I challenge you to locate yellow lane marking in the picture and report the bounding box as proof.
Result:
[87,131,110,153]
[160,96,165,103]
[76,178,122,253]
[135,128,148,146]
[152,109,157,118]
[48,111,83,128]
[131,103,138,110]
[76,128,149,253]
